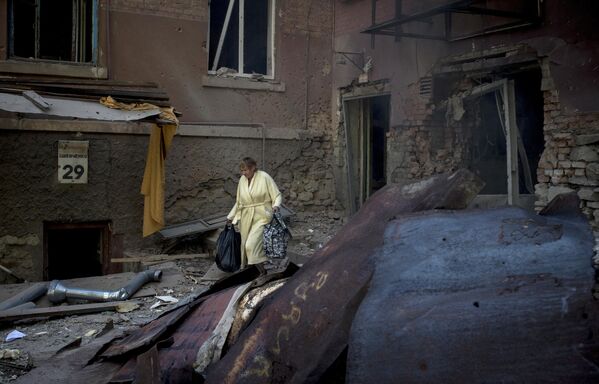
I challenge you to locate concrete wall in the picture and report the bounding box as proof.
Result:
[332,0,599,229]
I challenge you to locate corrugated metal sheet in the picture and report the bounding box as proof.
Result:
[0,92,160,121]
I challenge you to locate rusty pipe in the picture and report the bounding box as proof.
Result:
[47,270,162,304]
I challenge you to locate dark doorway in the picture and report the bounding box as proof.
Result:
[344,94,390,213]
[44,222,110,280]
[465,68,544,209]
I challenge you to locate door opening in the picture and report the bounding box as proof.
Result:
[343,94,390,213]
[44,221,111,280]
[463,69,544,209]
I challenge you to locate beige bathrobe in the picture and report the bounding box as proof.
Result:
[227,170,282,266]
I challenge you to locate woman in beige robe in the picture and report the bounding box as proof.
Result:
[227,157,282,272]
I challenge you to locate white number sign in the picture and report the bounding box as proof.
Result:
[58,140,88,184]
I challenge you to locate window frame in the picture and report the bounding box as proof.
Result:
[0,0,107,79]
[207,0,275,79]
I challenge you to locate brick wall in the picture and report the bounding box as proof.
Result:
[109,0,206,20]
[534,88,599,229]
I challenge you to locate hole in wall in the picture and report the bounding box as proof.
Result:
[44,221,110,280]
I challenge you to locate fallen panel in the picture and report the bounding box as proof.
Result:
[159,205,295,239]
[204,170,484,383]
[346,204,599,383]
[0,92,160,121]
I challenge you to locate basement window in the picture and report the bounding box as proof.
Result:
[208,0,274,77]
[8,0,97,63]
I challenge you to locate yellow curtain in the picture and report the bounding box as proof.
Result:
[100,97,179,237]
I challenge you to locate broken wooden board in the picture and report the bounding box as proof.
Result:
[205,170,484,383]
[0,301,136,322]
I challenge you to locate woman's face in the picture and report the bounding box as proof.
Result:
[240,165,256,179]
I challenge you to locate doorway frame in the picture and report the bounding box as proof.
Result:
[43,220,111,280]
[342,91,391,214]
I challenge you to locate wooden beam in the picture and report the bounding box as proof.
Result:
[22,90,50,110]
[0,301,131,322]
[111,253,209,263]
[504,80,519,206]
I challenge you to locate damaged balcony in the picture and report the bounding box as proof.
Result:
[362,0,542,42]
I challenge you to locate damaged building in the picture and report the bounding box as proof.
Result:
[333,0,599,223]
[0,0,336,282]
[1,0,597,285]
[1,0,599,383]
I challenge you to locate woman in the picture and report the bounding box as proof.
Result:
[227,157,282,274]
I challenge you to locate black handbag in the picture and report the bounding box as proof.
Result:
[215,223,241,272]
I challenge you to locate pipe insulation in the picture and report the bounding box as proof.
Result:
[47,270,162,303]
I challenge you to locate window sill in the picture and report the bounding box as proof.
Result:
[0,60,108,79]
[202,75,285,92]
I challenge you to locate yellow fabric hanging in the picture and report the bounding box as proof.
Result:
[100,96,178,237]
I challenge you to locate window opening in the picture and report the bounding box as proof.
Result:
[9,0,96,63]
[209,0,272,76]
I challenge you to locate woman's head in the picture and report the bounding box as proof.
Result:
[240,157,258,179]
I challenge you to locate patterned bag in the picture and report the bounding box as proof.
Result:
[263,211,292,260]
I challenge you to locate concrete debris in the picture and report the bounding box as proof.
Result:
[155,295,179,303]
[115,301,140,313]
[0,349,20,360]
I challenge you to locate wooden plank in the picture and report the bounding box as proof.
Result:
[111,253,209,263]
[504,80,519,206]
[0,301,130,322]
[22,90,50,110]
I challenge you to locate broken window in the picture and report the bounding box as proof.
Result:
[209,0,273,76]
[8,0,96,63]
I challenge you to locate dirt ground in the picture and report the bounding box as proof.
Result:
[0,210,344,383]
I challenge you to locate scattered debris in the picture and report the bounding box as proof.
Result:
[115,301,140,313]
[0,349,20,360]
[155,295,179,304]
[5,330,26,342]
[83,330,98,338]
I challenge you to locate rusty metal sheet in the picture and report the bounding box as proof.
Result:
[346,204,599,383]
[110,285,244,383]
[204,170,484,383]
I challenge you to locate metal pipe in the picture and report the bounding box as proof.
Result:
[47,270,162,304]
[0,282,48,311]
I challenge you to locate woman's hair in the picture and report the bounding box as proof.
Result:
[240,157,258,170]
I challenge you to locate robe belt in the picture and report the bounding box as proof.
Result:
[238,201,271,209]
